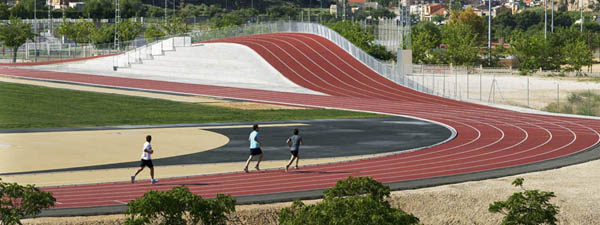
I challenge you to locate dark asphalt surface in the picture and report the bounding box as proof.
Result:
[1,117,452,176]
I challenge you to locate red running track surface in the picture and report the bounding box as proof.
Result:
[2,33,600,209]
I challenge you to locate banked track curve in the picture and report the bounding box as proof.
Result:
[1,33,600,212]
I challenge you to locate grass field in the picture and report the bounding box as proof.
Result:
[0,82,384,129]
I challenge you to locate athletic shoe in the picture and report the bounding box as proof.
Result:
[285,165,289,172]
[130,176,135,184]
[243,167,249,173]
[255,165,260,171]
[295,166,299,170]
[151,179,158,184]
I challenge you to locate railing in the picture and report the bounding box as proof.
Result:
[113,36,192,68]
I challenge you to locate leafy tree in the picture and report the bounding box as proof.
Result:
[9,2,28,18]
[449,8,485,39]
[326,20,395,61]
[432,14,445,24]
[146,5,165,18]
[162,16,190,35]
[90,24,115,48]
[144,24,165,42]
[449,0,464,11]
[411,22,442,64]
[121,0,144,18]
[279,176,419,225]
[356,8,396,20]
[562,39,592,73]
[489,178,559,225]
[82,0,114,20]
[56,18,95,44]
[514,10,542,31]
[0,3,9,20]
[553,12,573,28]
[441,23,479,66]
[0,178,56,225]
[125,186,235,225]
[0,18,35,63]
[266,4,300,19]
[117,20,143,43]
[509,30,560,72]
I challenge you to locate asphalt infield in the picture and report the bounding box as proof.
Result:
[1,117,451,176]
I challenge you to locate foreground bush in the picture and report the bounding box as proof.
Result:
[489,178,559,225]
[125,186,235,225]
[279,176,420,225]
[0,179,56,225]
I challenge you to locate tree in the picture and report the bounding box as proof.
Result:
[411,22,442,64]
[82,0,114,20]
[90,23,115,48]
[117,20,143,43]
[56,18,95,44]
[279,176,419,225]
[489,178,559,225]
[0,178,56,225]
[449,8,485,39]
[125,186,235,225]
[144,24,165,42]
[9,2,28,18]
[325,20,395,61]
[441,23,479,66]
[0,3,9,20]
[510,30,561,72]
[432,14,445,24]
[266,4,300,19]
[0,18,35,63]
[562,39,592,73]
[120,0,144,18]
[449,0,464,11]
[514,10,542,31]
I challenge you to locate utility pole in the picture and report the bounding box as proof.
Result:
[48,1,52,35]
[164,0,167,25]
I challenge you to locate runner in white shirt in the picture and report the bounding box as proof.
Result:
[244,124,263,173]
[131,135,158,184]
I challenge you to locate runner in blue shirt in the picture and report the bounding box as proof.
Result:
[244,124,263,173]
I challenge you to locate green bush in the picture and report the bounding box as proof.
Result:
[279,176,420,225]
[0,179,56,225]
[125,186,235,225]
[489,178,559,225]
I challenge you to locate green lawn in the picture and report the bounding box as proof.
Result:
[0,82,384,129]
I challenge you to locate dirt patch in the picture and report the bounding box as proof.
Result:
[22,159,600,225]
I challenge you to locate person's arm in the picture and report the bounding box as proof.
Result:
[286,138,291,146]
[255,136,262,147]
[144,146,153,154]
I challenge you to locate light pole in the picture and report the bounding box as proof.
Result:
[551,0,554,33]
[544,0,547,39]
[164,0,167,25]
[580,0,583,32]
[488,0,491,66]
[34,0,38,59]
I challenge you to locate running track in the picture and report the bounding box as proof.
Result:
[2,33,600,211]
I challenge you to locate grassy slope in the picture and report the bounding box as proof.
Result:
[0,82,384,129]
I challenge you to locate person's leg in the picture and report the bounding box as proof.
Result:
[285,155,295,172]
[150,167,154,180]
[244,155,253,172]
[134,167,144,176]
[295,155,300,168]
[256,153,263,167]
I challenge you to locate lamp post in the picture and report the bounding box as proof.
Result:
[544,0,547,39]
[488,0,491,66]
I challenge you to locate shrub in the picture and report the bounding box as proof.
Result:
[279,176,420,225]
[0,179,56,225]
[125,186,235,225]
[489,178,559,225]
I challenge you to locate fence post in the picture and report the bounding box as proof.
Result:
[480,70,482,101]
[557,83,560,112]
[443,70,446,97]
[467,72,469,100]
[454,68,458,99]
[527,76,530,108]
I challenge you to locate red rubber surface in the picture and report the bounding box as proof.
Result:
[2,33,600,209]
